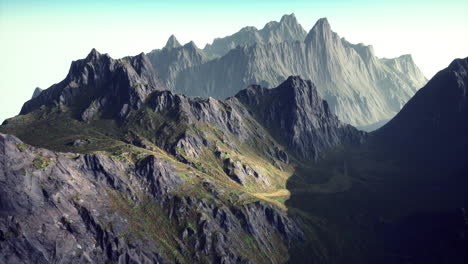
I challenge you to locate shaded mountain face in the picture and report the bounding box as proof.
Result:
[146,16,427,127]
[20,49,165,122]
[375,57,468,168]
[285,58,468,263]
[203,13,307,58]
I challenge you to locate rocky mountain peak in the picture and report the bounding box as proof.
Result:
[277,75,313,92]
[305,17,332,42]
[85,48,102,61]
[184,40,199,49]
[236,76,364,160]
[31,87,43,99]
[313,17,331,32]
[164,35,181,49]
[279,13,298,25]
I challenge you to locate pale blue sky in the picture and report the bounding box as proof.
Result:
[1,0,467,122]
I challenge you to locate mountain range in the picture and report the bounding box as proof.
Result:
[147,14,427,128]
[0,13,466,264]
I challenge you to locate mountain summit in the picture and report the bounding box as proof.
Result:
[304,17,332,42]
[20,49,164,121]
[164,35,182,49]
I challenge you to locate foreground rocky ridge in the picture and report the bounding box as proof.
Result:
[0,133,303,264]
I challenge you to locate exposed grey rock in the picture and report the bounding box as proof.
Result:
[135,155,182,197]
[223,158,258,185]
[68,139,89,147]
[275,147,289,164]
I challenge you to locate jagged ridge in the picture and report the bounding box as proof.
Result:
[146,16,427,127]
[20,49,165,122]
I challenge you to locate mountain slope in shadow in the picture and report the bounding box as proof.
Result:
[285,57,468,264]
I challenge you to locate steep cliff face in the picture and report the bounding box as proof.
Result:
[203,13,307,58]
[20,49,165,122]
[236,76,364,160]
[169,18,427,127]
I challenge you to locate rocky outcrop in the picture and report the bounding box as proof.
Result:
[20,49,165,121]
[135,155,182,196]
[222,157,266,186]
[236,76,365,160]
[203,13,307,58]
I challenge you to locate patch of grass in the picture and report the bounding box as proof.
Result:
[16,143,27,152]
[33,156,51,169]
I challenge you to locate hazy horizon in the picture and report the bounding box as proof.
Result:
[1,0,467,123]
